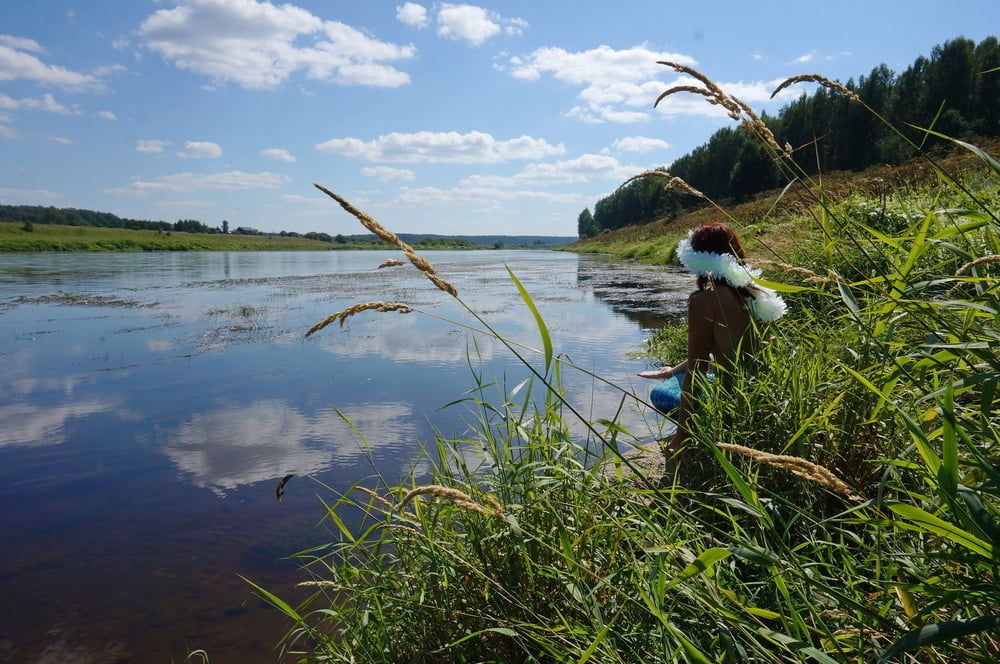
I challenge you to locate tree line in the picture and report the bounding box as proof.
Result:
[579,36,1000,238]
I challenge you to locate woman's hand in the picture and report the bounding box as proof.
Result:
[638,368,671,379]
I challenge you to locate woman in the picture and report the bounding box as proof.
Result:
[638,223,786,449]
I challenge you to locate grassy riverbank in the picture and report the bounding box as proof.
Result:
[254,140,998,663]
[567,144,998,267]
[0,222,484,252]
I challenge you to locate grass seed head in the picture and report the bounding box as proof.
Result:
[314,183,458,297]
[771,74,861,102]
[717,443,864,503]
[305,301,413,338]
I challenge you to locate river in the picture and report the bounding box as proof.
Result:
[0,249,692,662]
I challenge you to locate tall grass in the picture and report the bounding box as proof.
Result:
[253,67,1000,662]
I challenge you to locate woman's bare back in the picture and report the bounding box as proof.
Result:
[689,282,754,371]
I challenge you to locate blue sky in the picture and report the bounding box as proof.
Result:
[1,1,997,236]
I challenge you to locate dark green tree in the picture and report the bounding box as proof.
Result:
[577,208,599,238]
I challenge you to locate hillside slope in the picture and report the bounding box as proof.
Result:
[568,142,998,265]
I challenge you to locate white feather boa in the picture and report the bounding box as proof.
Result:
[676,231,787,322]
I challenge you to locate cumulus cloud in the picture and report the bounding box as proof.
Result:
[360,166,415,181]
[0,124,19,139]
[611,136,670,153]
[461,154,640,188]
[0,187,59,202]
[136,139,170,153]
[505,44,794,123]
[316,130,564,163]
[0,34,46,54]
[97,110,117,120]
[395,184,584,206]
[793,53,814,63]
[436,3,526,45]
[0,93,79,115]
[260,147,296,162]
[176,140,223,159]
[396,2,428,28]
[139,0,416,89]
[107,170,287,195]
[0,36,102,90]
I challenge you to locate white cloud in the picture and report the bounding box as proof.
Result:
[436,3,525,45]
[176,140,223,159]
[0,124,18,139]
[507,44,694,84]
[107,170,287,195]
[316,130,564,163]
[0,34,46,54]
[395,185,584,206]
[139,0,416,89]
[794,53,814,63]
[0,38,102,90]
[611,136,670,153]
[396,3,428,28]
[261,147,296,162]
[48,136,75,145]
[506,45,797,123]
[462,153,640,187]
[751,52,765,61]
[0,187,59,202]
[360,166,415,181]
[0,93,79,115]
[136,139,170,153]
[97,110,117,121]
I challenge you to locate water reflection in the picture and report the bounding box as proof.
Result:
[0,250,689,661]
[164,400,416,493]
[0,400,116,447]
[575,255,692,328]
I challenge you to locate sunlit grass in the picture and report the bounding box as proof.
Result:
[251,67,1000,663]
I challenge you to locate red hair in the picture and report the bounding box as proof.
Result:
[688,223,752,294]
[689,222,746,259]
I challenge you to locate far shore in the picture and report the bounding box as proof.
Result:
[0,221,501,252]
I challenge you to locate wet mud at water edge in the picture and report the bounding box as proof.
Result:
[0,250,692,662]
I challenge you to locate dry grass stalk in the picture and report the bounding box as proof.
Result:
[618,170,672,192]
[656,61,785,154]
[755,258,829,281]
[398,484,503,518]
[377,258,404,269]
[665,176,705,199]
[382,523,424,537]
[956,254,1000,275]
[771,74,861,102]
[298,580,350,592]
[313,183,458,297]
[305,301,413,338]
[355,486,395,510]
[717,442,864,504]
[657,61,741,117]
[654,85,739,119]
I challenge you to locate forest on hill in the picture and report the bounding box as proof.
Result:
[578,36,1000,238]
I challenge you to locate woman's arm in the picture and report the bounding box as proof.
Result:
[637,358,689,379]
[671,293,714,448]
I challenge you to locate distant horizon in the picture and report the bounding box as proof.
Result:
[1,1,997,235]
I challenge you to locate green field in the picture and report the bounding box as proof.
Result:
[0,222,482,252]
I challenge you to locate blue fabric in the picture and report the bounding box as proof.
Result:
[649,371,714,414]
[650,372,685,414]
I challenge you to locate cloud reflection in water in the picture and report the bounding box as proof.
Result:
[164,400,417,493]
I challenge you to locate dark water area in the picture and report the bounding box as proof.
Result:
[0,250,692,662]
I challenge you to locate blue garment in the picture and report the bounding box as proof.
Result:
[649,372,685,414]
[649,371,715,414]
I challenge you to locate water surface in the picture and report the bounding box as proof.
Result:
[0,250,692,662]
